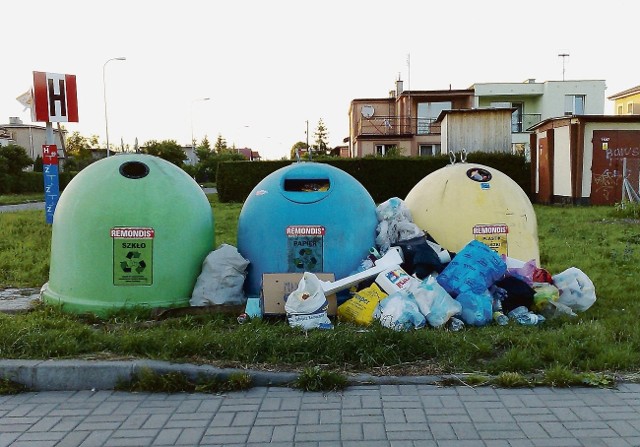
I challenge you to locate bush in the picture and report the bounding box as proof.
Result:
[216,154,530,203]
[0,144,34,194]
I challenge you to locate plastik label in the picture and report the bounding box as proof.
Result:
[473,223,508,256]
[110,227,155,238]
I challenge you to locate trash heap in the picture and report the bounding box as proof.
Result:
[190,196,596,332]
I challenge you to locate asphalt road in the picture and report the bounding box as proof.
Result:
[0,188,217,214]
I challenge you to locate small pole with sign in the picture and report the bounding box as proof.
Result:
[31,71,78,223]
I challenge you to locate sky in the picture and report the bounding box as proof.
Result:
[1,0,635,160]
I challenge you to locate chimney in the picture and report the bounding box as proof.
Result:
[9,117,23,125]
[396,78,404,96]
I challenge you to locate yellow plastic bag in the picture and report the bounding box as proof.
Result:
[337,283,387,325]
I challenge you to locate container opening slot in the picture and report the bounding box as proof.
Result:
[284,179,330,192]
[120,161,150,179]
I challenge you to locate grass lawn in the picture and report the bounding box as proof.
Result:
[1,194,639,384]
[0,193,45,206]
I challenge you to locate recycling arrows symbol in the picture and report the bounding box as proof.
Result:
[120,251,147,274]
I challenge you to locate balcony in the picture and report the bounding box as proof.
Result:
[357,116,441,137]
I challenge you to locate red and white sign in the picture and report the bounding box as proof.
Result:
[32,71,79,123]
[42,145,59,165]
[110,228,155,239]
[285,225,326,236]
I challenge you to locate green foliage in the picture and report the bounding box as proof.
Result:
[216,154,530,203]
[142,139,187,167]
[613,201,640,219]
[0,377,29,394]
[1,200,640,383]
[312,118,330,155]
[213,134,228,154]
[33,156,43,172]
[115,367,252,393]
[493,372,533,388]
[292,365,348,392]
[64,132,99,171]
[290,141,308,160]
[0,144,33,194]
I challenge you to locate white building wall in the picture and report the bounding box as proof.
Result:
[541,81,606,117]
[553,126,572,197]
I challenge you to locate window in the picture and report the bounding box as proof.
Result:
[419,144,440,156]
[627,102,634,114]
[564,95,585,115]
[417,102,451,134]
[375,144,397,156]
[618,105,624,115]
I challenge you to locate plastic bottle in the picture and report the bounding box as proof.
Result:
[493,311,509,326]
[448,317,465,331]
[507,306,539,325]
[492,296,508,325]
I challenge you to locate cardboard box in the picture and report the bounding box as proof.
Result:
[261,273,337,316]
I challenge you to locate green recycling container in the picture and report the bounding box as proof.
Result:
[41,154,214,316]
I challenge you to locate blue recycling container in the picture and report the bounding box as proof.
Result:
[237,162,378,297]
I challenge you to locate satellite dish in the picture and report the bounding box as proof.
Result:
[361,105,375,118]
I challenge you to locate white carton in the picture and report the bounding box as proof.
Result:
[375,266,419,295]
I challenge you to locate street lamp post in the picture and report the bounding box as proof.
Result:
[103,57,126,158]
[191,97,210,150]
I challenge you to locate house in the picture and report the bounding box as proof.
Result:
[349,79,474,157]
[235,147,261,161]
[348,78,607,159]
[473,79,606,158]
[607,85,640,115]
[529,115,640,205]
[0,117,66,160]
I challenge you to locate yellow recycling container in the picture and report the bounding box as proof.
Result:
[404,162,540,265]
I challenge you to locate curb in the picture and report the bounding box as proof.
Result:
[0,359,444,391]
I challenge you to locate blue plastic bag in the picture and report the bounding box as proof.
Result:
[437,240,507,296]
[456,290,493,326]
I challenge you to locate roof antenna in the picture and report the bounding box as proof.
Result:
[558,52,570,81]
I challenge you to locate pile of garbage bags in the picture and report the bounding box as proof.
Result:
[313,197,595,331]
[191,197,597,332]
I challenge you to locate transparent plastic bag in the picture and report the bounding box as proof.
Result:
[373,289,426,331]
[552,267,596,312]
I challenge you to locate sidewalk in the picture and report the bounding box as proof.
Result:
[1,381,639,446]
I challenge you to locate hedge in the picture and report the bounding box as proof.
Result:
[0,171,76,195]
[216,154,531,203]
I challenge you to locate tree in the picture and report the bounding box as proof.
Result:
[195,136,213,163]
[142,140,187,167]
[66,131,98,158]
[313,118,329,155]
[289,141,308,160]
[0,144,33,193]
[213,134,228,154]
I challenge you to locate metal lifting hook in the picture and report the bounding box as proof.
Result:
[448,148,468,165]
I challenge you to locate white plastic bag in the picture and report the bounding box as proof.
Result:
[284,272,333,330]
[190,244,250,306]
[552,267,596,312]
[375,197,424,254]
